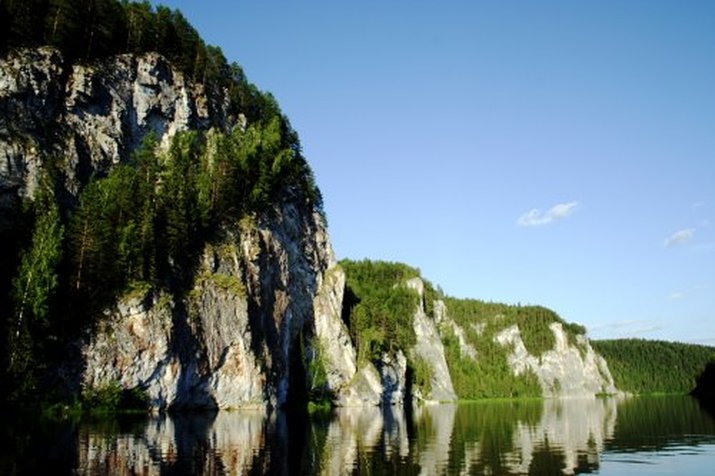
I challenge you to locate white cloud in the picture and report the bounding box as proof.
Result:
[667,291,685,300]
[664,228,695,248]
[517,201,579,227]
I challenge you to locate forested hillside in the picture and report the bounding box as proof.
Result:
[592,339,715,394]
[338,260,604,400]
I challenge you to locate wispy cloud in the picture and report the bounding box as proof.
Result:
[664,228,695,248]
[667,291,685,300]
[517,201,579,227]
[630,324,663,335]
[588,319,663,338]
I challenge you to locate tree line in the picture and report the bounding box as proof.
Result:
[0,0,279,124]
[592,338,715,394]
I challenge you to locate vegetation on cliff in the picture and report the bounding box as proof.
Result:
[592,339,715,394]
[439,299,583,399]
[1,1,323,403]
[339,259,593,400]
[340,260,421,365]
[0,0,269,122]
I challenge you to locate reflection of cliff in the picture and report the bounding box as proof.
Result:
[452,399,617,475]
[73,399,622,474]
[76,411,270,475]
[504,398,618,475]
[413,404,458,475]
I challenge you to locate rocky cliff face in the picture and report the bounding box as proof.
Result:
[495,323,618,397]
[0,46,228,227]
[83,200,336,410]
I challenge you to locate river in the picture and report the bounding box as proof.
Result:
[2,395,715,475]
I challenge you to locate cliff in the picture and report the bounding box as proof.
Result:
[1,45,618,410]
[0,46,227,226]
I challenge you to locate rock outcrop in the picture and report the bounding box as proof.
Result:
[0,46,228,227]
[495,322,618,397]
[407,278,457,402]
[83,200,336,410]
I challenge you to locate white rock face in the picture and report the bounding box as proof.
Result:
[311,265,363,405]
[495,322,618,397]
[435,300,477,360]
[82,291,183,410]
[407,278,457,402]
[0,47,228,227]
[83,201,336,410]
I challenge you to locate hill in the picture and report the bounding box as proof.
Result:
[592,339,715,394]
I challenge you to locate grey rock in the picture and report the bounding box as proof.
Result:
[83,199,335,410]
[495,323,619,397]
[0,47,229,228]
[407,279,457,402]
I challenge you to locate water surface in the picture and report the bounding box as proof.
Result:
[3,395,715,475]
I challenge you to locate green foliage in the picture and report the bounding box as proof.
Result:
[442,325,542,399]
[7,172,63,400]
[208,273,246,297]
[64,121,317,320]
[592,339,715,394]
[11,178,63,324]
[340,260,420,365]
[306,340,329,402]
[444,298,583,357]
[82,381,148,414]
[411,355,433,396]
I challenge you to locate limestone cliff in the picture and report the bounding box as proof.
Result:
[495,323,618,397]
[0,46,342,410]
[0,47,228,227]
[83,201,336,410]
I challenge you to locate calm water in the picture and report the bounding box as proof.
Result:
[3,396,715,475]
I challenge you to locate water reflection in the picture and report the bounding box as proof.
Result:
[4,396,715,475]
[76,410,270,475]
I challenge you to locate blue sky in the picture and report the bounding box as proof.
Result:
[152,1,715,345]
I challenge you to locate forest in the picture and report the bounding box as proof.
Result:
[340,260,421,365]
[592,339,715,394]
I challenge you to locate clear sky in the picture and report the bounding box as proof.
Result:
[151,1,715,345]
